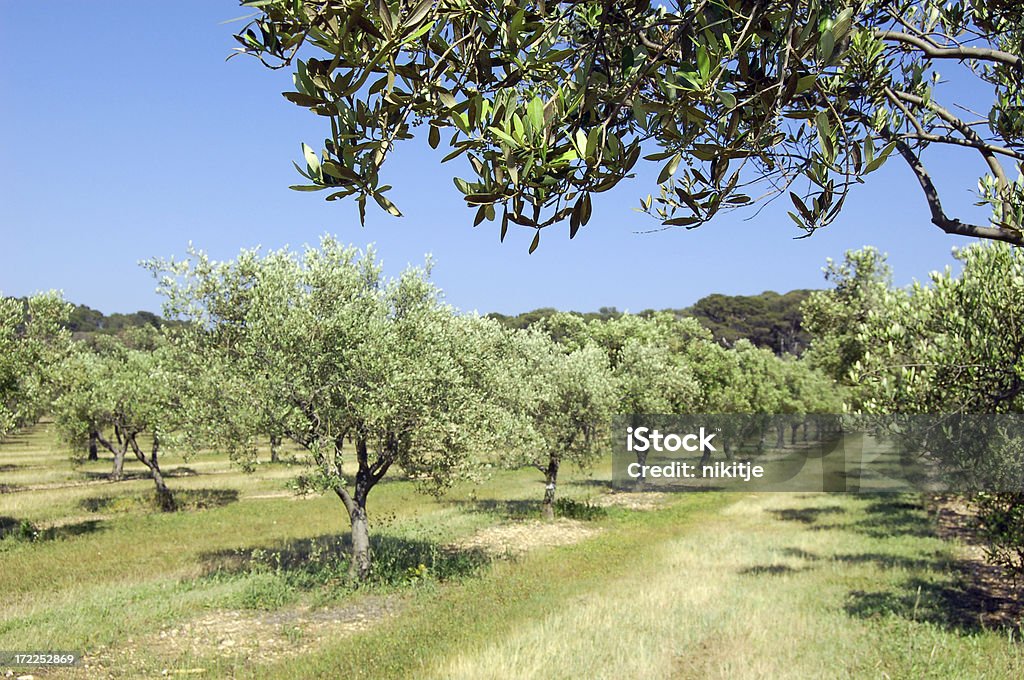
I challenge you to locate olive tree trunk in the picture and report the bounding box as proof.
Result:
[269,434,282,463]
[336,477,374,580]
[129,435,176,512]
[87,431,99,461]
[332,436,390,582]
[541,455,560,521]
[94,430,127,480]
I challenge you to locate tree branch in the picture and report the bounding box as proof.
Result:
[887,134,1024,245]
[874,30,1021,68]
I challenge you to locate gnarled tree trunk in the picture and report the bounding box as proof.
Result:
[129,434,176,512]
[332,435,390,582]
[269,434,282,463]
[95,429,127,480]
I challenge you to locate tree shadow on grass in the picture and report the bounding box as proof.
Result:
[853,498,934,538]
[571,478,615,491]
[770,505,846,524]
[820,497,935,539]
[845,575,1018,633]
[448,499,540,521]
[0,516,29,540]
[198,532,490,588]
[833,551,951,572]
[0,515,107,543]
[80,488,239,513]
[780,547,820,561]
[771,496,934,539]
[0,433,33,447]
[80,467,200,482]
[738,564,808,576]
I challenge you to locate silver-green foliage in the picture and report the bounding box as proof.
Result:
[0,292,71,438]
[149,237,521,576]
[51,331,195,510]
[235,0,1024,247]
[508,329,618,518]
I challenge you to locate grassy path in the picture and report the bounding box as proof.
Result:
[246,493,1022,680]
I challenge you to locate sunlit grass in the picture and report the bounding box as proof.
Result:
[1,425,1022,679]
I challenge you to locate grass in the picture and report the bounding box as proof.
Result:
[1,424,1022,678]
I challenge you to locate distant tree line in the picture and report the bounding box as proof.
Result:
[49,290,812,355]
[487,290,814,355]
[64,303,182,337]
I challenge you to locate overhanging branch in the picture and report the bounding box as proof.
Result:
[874,30,1022,69]
[887,134,1024,245]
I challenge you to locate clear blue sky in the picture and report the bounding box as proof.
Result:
[0,1,992,316]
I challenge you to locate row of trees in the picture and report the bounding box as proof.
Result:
[804,242,1024,574]
[1,237,838,579]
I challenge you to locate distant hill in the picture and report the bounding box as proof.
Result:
[65,303,181,337]
[683,290,813,355]
[486,290,815,356]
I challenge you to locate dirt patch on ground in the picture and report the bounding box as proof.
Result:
[450,519,601,557]
[244,492,299,500]
[930,495,1024,629]
[590,492,668,511]
[76,596,402,677]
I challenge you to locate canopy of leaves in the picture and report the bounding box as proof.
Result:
[804,243,1024,574]
[0,293,72,437]
[506,329,619,470]
[235,0,1024,247]
[51,333,194,455]
[808,243,1024,414]
[148,237,521,494]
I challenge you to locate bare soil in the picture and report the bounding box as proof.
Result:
[590,492,669,511]
[449,519,601,557]
[75,596,402,678]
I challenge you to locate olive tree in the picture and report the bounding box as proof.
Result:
[509,330,617,519]
[233,0,1024,248]
[0,292,72,438]
[149,237,518,579]
[802,246,896,392]
[52,334,192,511]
